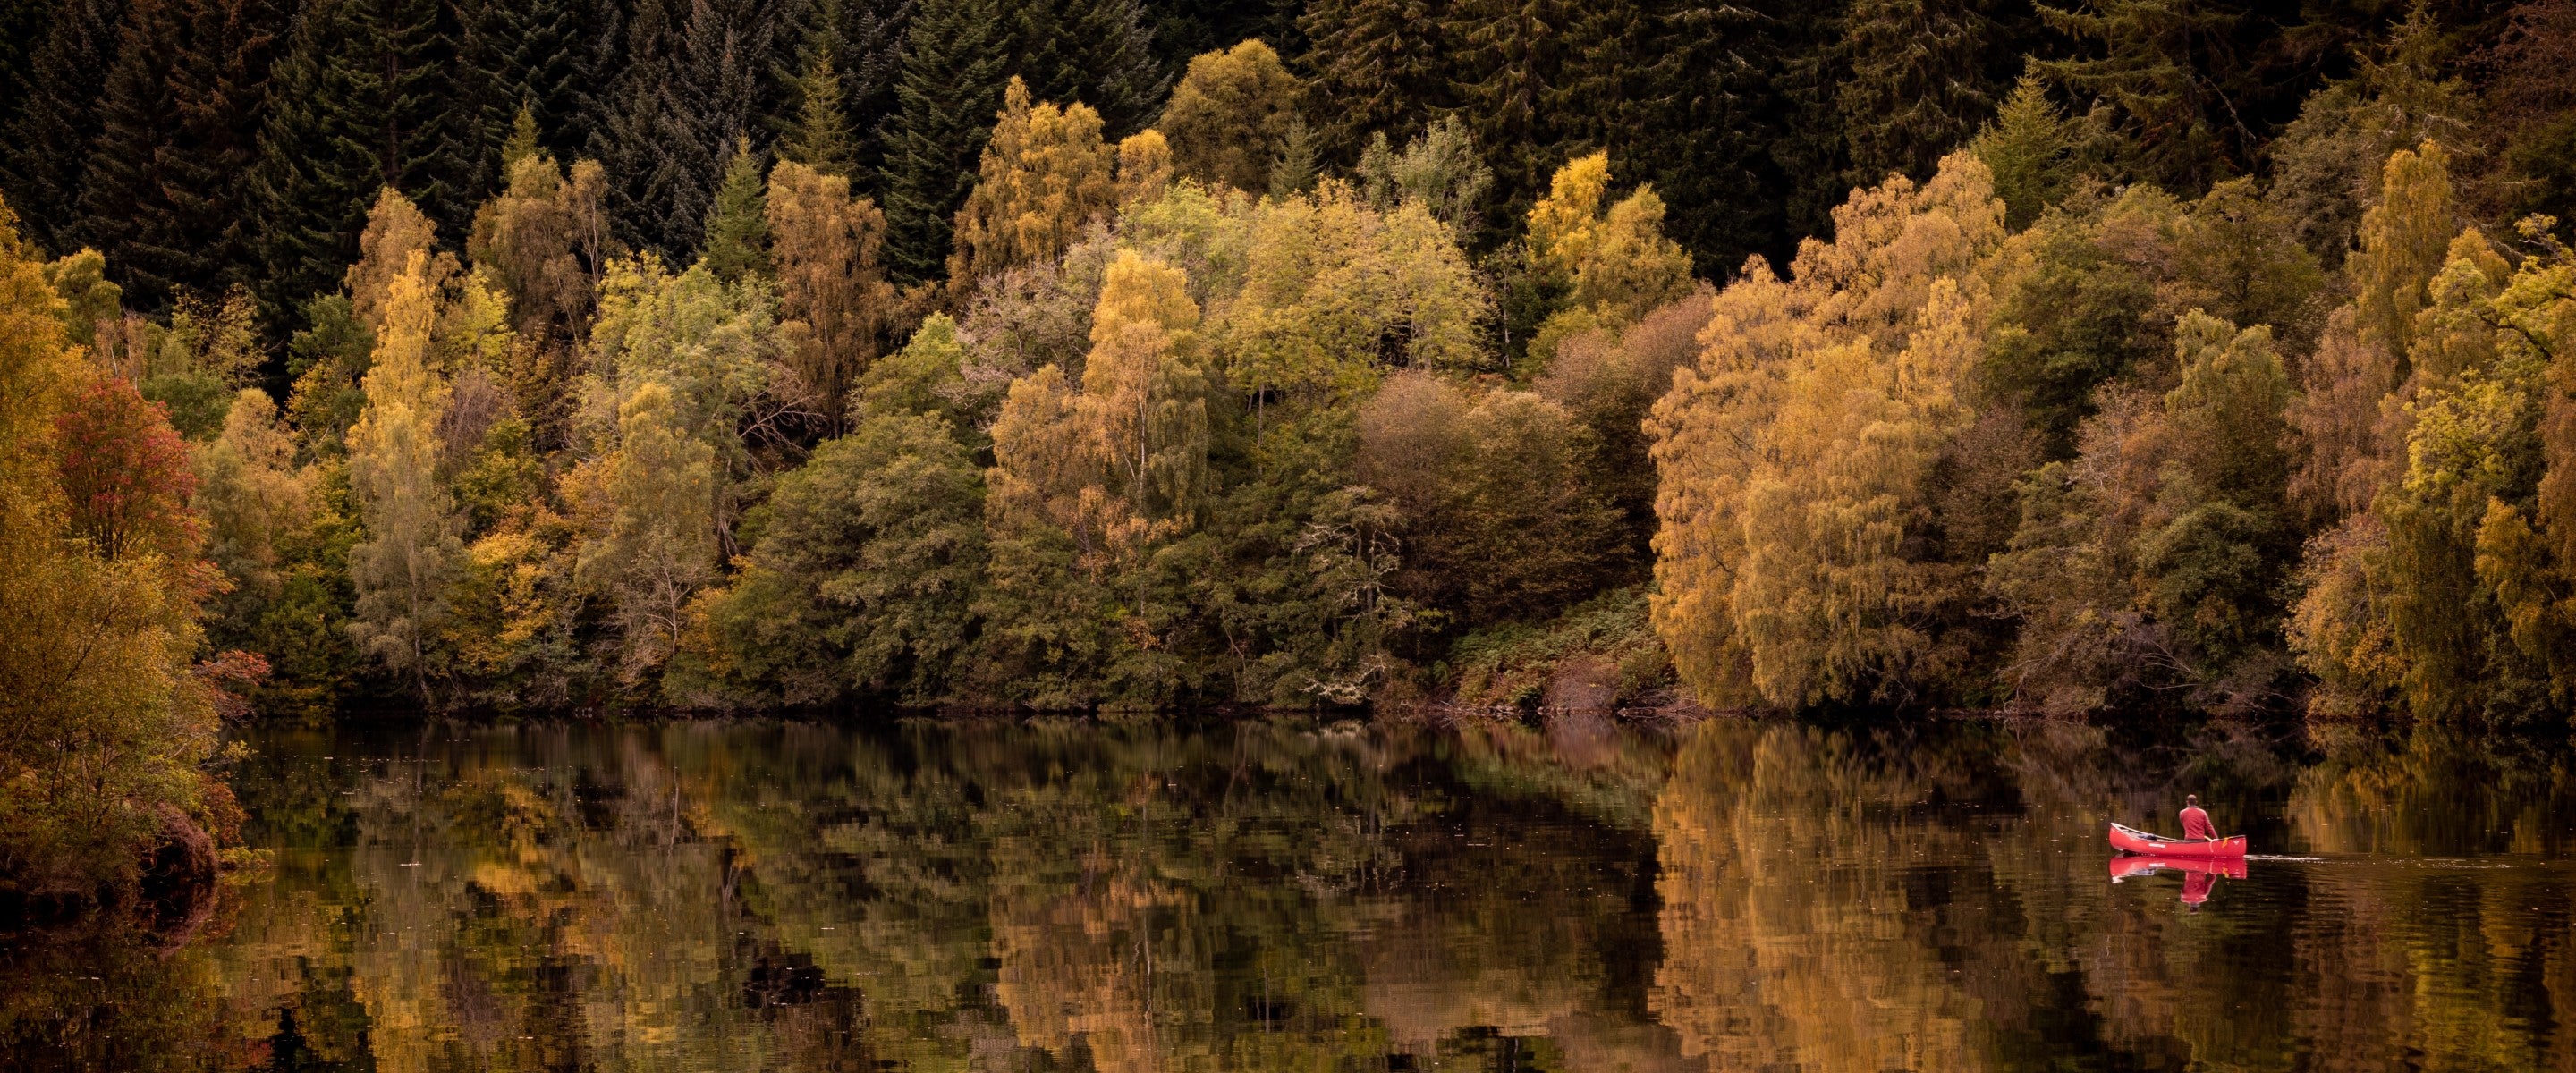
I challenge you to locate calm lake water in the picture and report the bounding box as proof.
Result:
[5,714,2575,1071]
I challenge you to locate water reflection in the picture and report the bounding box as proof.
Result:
[2,715,2572,1071]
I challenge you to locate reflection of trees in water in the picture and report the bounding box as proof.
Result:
[1649,717,2576,1073]
[2282,726,2576,1070]
[1650,721,1987,1070]
[21,716,2576,1072]
[22,716,1690,1071]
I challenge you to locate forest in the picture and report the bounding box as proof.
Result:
[2,0,2575,891]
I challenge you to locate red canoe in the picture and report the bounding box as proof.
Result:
[2108,822,2247,858]
[2107,854,2247,881]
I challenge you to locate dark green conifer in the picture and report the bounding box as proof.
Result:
[79,0,285,310]
[782,39,860,176]
[0,0,55,138]
[1837,0,2003,186]
[590,0,795,258]
[1042,0,1165,135]
[249,0,467,322]
[1,0,130,254]
[454,0,585,197]
[699,142,773,282]
[876,0,1008,283]
[2035,0,2258,191]
[1299,0,1455,158]
[778,0,914,181]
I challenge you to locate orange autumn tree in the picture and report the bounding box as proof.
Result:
[1647,154,2004,708]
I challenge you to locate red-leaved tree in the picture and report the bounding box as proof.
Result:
[54,375,205,562]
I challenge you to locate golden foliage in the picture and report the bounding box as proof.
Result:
[948,79,1120,299]
[1647,154,2004,707]
[1157,38,1301,195]
[768,159,899,422]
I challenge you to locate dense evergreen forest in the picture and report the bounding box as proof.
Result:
[4,0,2576,891]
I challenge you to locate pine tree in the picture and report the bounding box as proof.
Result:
[453,0,584,198]
[2034,0,2262,191]
[1617,0,1801,274]
[699,143,773,282]
[1443,0,1574,215]
[877,0,1009,284]
[0,0,51,134]
[652,0,795,257]
[1838,0,2002,188]
[1140,0,1295,73]
[1010,0,1165,137]
[1266,114,1319,197]
[1300,0,1455,159]
[585,0,678,254]
[0,0,129,255]
[249,0,468,322]
[782,43,860,175]
[778,0,914,181]
[77,0,286,311]
[1970,72,2081,229]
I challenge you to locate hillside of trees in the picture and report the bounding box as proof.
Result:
[5,0,2576,891]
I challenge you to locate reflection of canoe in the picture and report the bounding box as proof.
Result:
[2107,854,2248,882]
[2109,822,2247,858]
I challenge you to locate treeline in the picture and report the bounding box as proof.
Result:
[0,0,2564,774]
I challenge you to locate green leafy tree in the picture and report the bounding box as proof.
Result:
[2292,225,2575,722]
[1355,115,1492,233]
[586,379,717,683]
[38,247,125,348]
[698,410,987,704]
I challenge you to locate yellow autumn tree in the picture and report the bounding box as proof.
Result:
[987,249,1210,577]
[768,159,898,423]
[1157,39,1302,195]
[347,250,464,701]
[1647,153,2004,708]
[977,252,1212,705]
[1525,153,1696,364]
[2289,143,2465,523]
[0,196,229,892]
[346,187,445,331]
[1215,180,1487,405]
[2292,216,2576,722]
[467,150,613,341]
[947,78,1119,299]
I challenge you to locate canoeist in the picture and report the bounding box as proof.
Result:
[2179,794,2216,841]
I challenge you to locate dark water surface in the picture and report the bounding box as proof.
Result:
[6,714,2576,1071]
